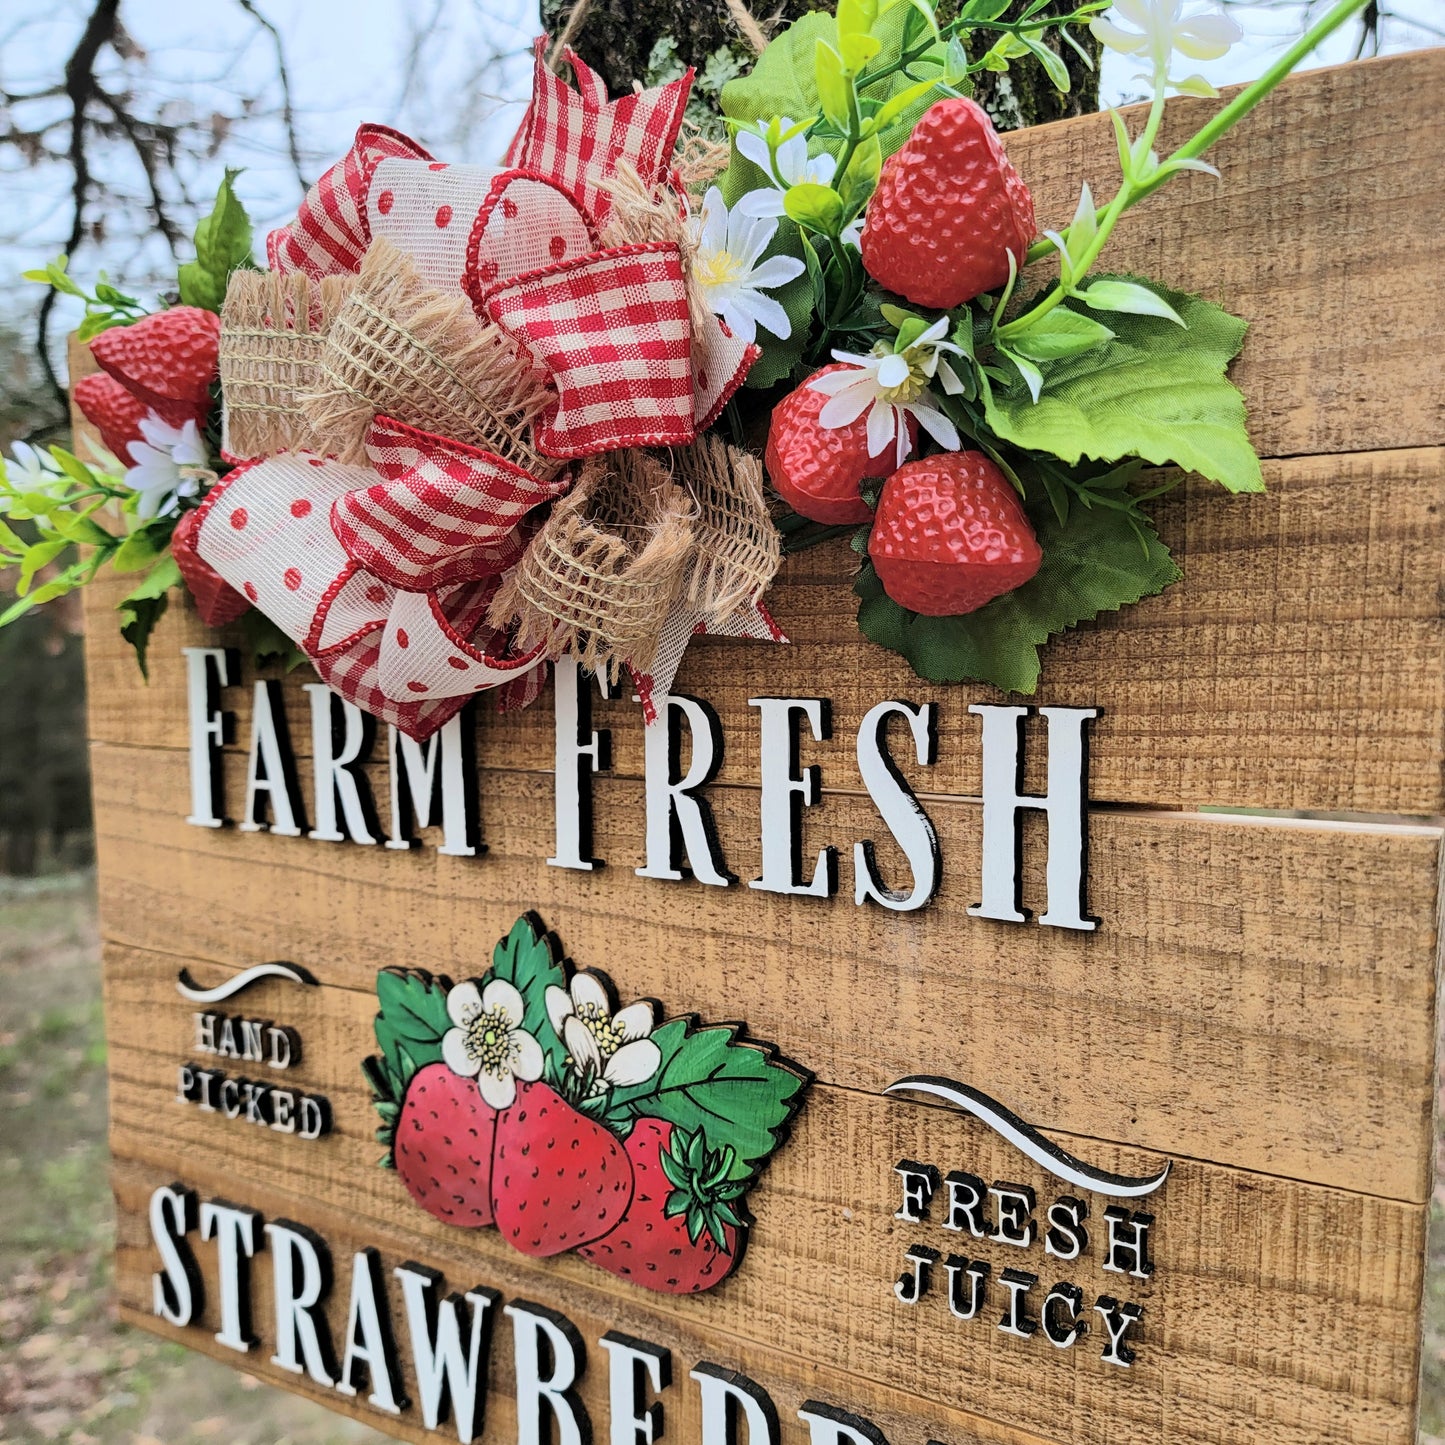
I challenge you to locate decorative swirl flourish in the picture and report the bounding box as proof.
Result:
[885,1075,1171,1199]
[175,962,318,1003]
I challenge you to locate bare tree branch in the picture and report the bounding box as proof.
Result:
[236,0,308,191]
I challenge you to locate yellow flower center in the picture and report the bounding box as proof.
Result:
[577,1003,625,1058]
[873,344,931,406]
[695,249,744,290]
[464,1006,516,1073]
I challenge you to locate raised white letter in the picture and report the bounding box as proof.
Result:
[748,697,835,897]
[304,683,378,844]
[550,658,610,871]
[636,694,731,886]
[385,713,478,856]
[853,700,939,912]
[396,1264,497,1441]
[183,646,233,827]
[239,681,303,836]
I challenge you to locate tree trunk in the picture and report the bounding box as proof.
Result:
[539,0,1100,132]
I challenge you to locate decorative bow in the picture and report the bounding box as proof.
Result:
[177,417,565,737]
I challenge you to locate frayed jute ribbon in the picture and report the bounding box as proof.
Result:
[490,449,695,678]
[218,270,352,459]
[298,239,561,476]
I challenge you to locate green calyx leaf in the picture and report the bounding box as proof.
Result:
[1078,277,1185,325]
[855,491,1181,693]
[985,277,1263,494]
[486,913,569,1072]
[1005,306,1115,362]
[373,969,453,1086]
[784,181,846,235]
[604,1019,809,1182]
[178,169,257,313]
[656,1125,750,1252]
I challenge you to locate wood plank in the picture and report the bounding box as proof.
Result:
[80,448,1445,816]
[1000,50,1445,461]
[89,747,1441,1200]
[107,1051,1425,1445]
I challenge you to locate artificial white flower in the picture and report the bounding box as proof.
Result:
[690,186,805,345]
[1091,0,1242,94]
[545,971,661,1096]
[5,441,65,494]
[808,317,966,469]
[122,414,209,522]
[735,118,839,216]
[441,978,544,1109]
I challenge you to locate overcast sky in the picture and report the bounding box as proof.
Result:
[1,0,1439,338]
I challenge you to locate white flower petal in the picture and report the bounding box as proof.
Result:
[718,299,757,344]
[866,400,896,459]
[876,353,911,389]
[917,316,950,346]
[937,359,965,395]
[699,187,729,255]
[545,984,574,1037]
[1113,0,1154,28]
[909,401,961,452]
[511,1030,544,1083]
[477,1067,517,1110]
[604,1037,662,1087]
[447,980,484,1027]
[564,1014,603,1073]
[442,1027,482,1077]
[611,1001,655,1042]
[810,153,837,186]
[1175,12,1241,59]
[137,414,185,450]
[745,255,806,291]
[1090,16,1149,53]
[481,977,524,1028]
[735,129,772,176]
[570,971,611,1016]
[734,287,792,341]
[818,383,876,429]
[808,368,864,396]
[736,188,786,218]
[171,421,208,467]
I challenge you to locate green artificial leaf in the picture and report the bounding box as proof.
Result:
[855,494,1181,693]
[814,41,854,129]
[240,608,309,673]
[117,592,167,678]
[835,134,882,217]
[985,277,1263,493]
[1078,276,1184,324]
[178,169,256,313]
[1021,34,1071,92]
[784,181,846,235]
[110,525,165,573]
[1005,307,1114,362]
[373,970,452,1085]
[605,1019,808,1180]
[487,913,569,1068]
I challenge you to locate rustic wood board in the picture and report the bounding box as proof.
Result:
[75,47,1445,1445]
[91,747,1441,1202]
[82,447,1445,816]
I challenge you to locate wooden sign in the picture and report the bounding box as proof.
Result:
[79,50,1445,1445]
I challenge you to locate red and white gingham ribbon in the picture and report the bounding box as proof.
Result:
[185,418,563,738]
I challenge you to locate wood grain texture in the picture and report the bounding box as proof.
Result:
[1000,50,1445,461]
[107,1035,1426,1445]
[89,744,1441,1201]
[79,445,1445,816]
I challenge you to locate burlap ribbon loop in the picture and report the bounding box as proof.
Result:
[491,451,695,678]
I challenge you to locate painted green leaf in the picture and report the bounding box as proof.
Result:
[373,970,452,1084]
[986,278,1263,494]
[487,913,569,1068]
[855,493,1181,693]
[178,169,256,314]
[606,1019,808,1181]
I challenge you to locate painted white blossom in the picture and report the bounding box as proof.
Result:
[122,415,209,522]
[690,186,805,344]
[1091,0,1242,95]
[441,978,544,1109]
[546,972,661,1096]
[809,317,966,469]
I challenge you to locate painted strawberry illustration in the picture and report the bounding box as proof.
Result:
[391,1062,498,1227]
[491,1080,635,1257]
[765,363,917,524]
[72,372,149,464]
[869,450,1042,615]
[579,1119,745,1294]
[861,97,1036,311]
[88,305,220,429]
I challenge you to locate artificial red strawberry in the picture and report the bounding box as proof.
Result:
[72,372,148,464]
[171,508,251,626]
[578,1119,744,1295]
[861,98,1035,310]
[869,451,1041,615]
[392,1062,499,1228]
[491,1080,634,1257]
[765,363,917,524]
[90,306,221,420]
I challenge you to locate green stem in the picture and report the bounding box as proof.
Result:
[1020,0,1370,268]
